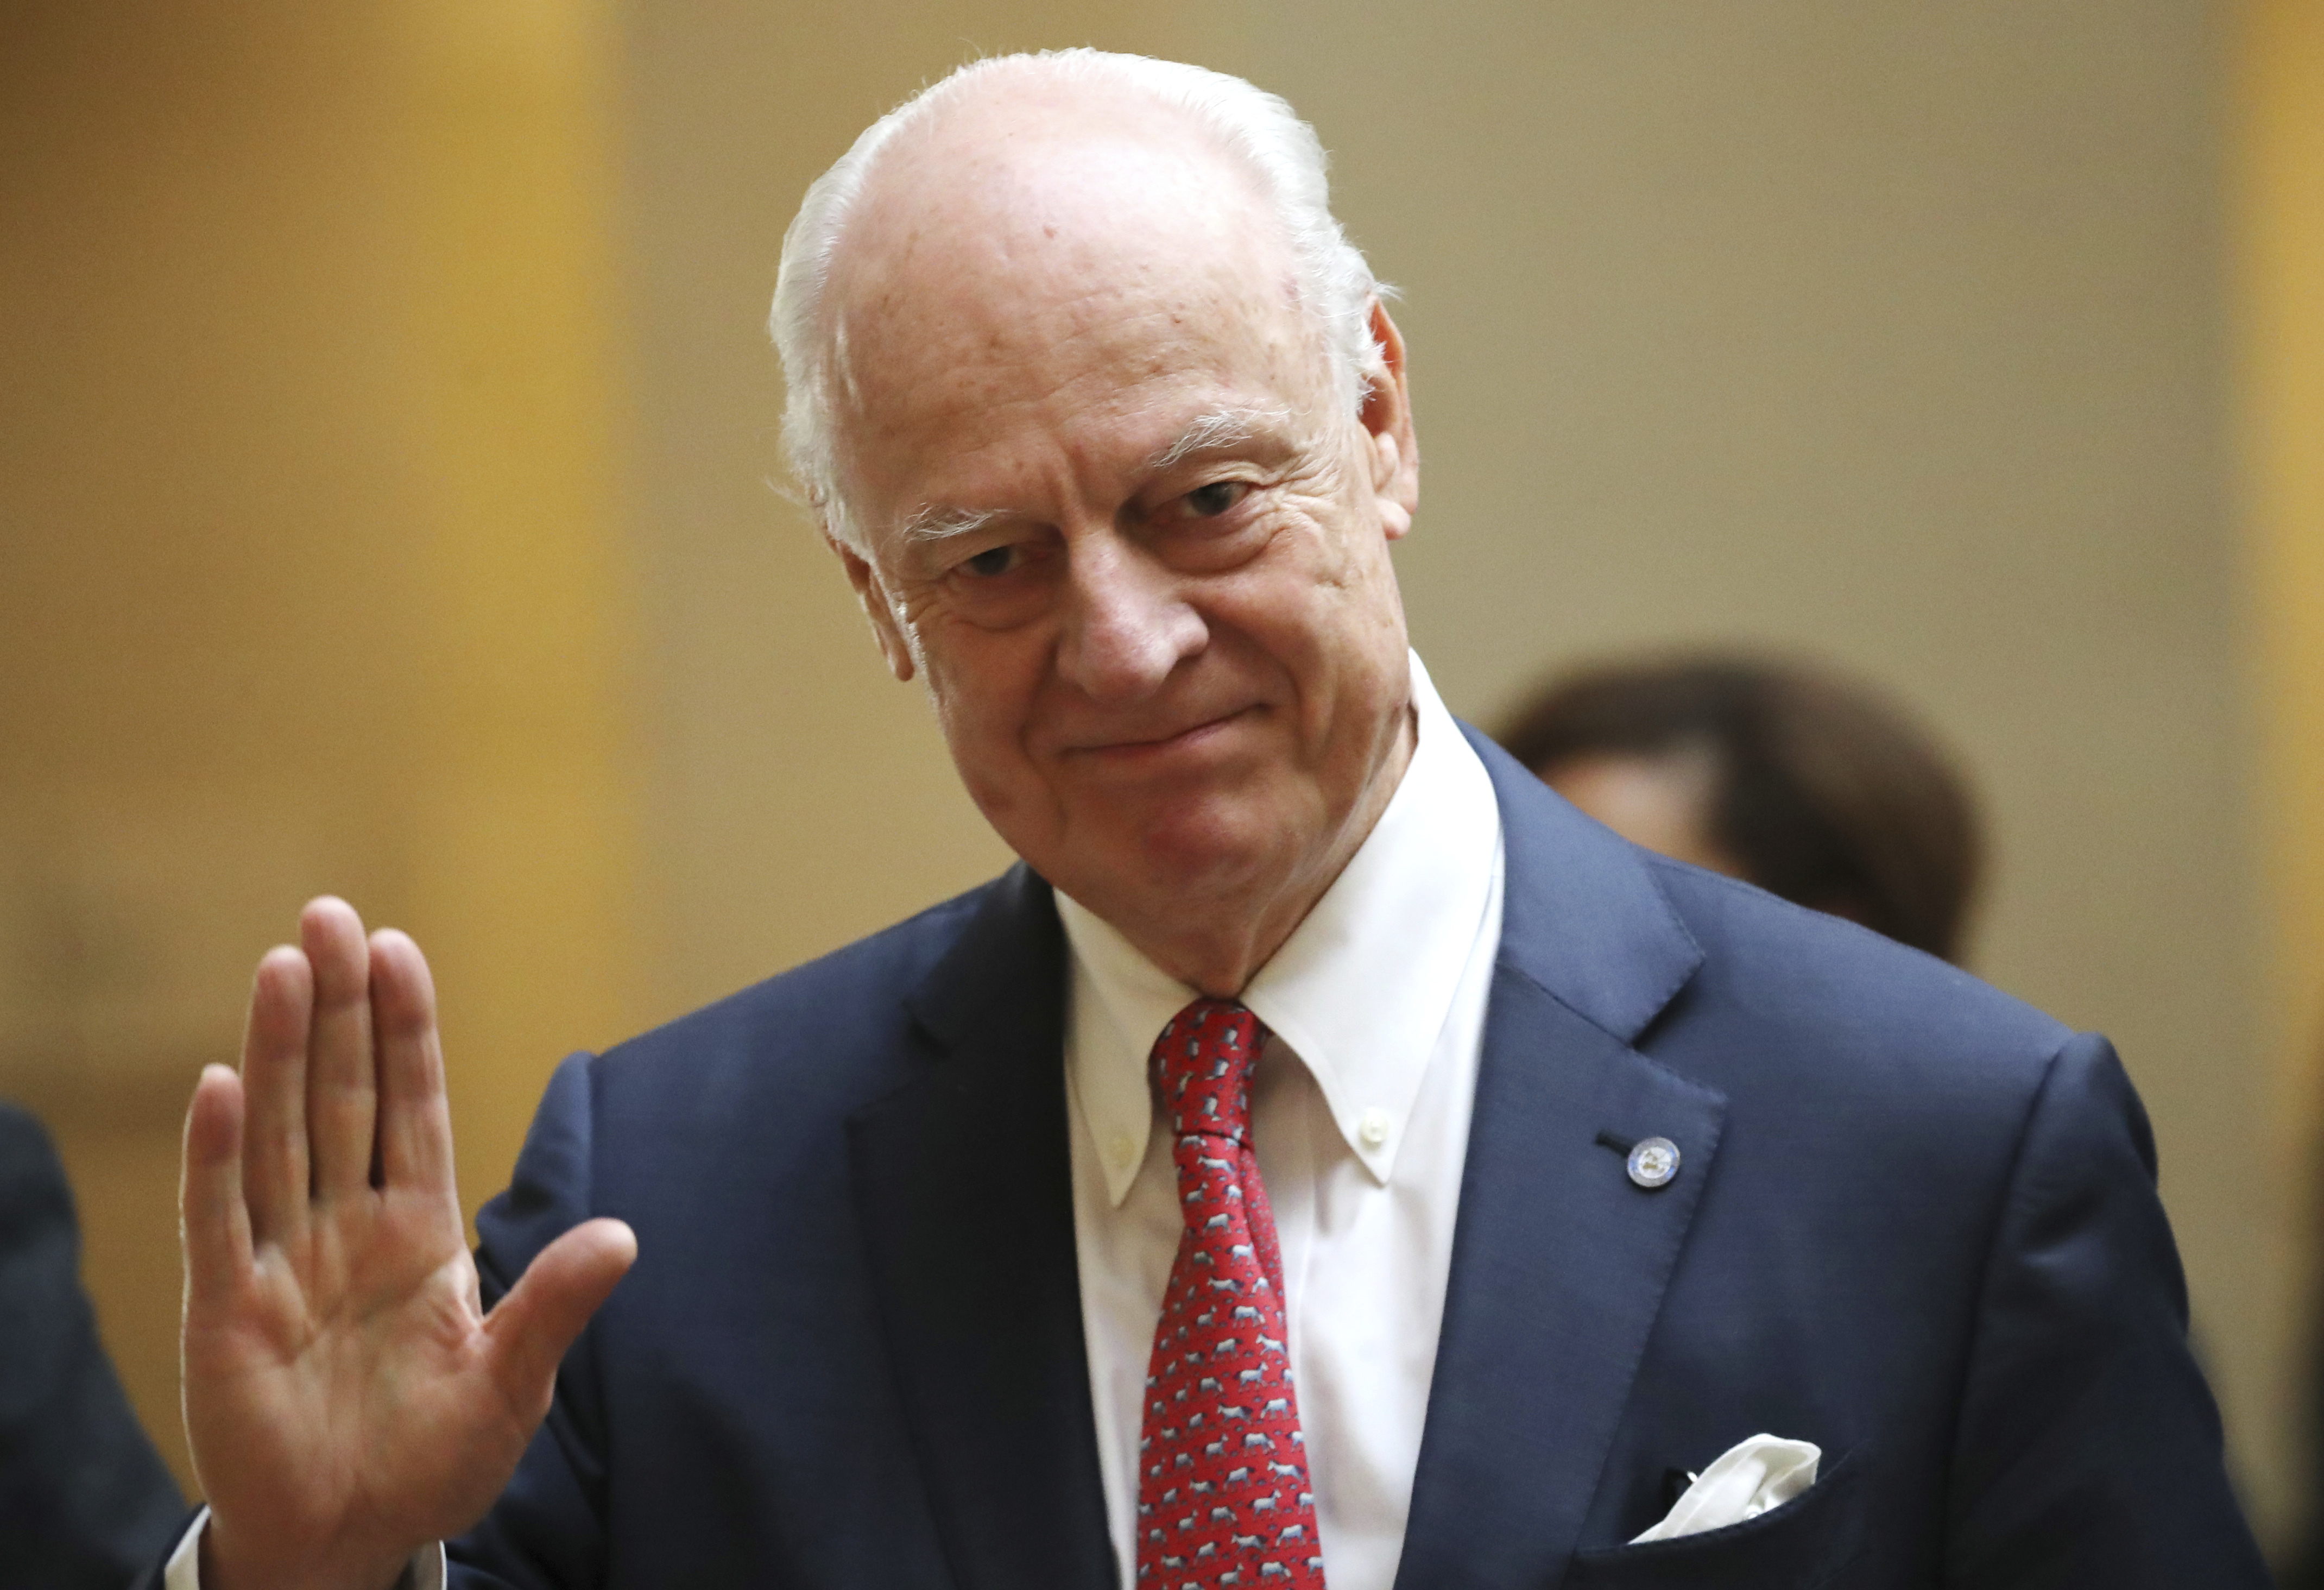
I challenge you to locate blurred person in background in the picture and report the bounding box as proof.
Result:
[2279,1043,2324,1590]
[0,1101,184,1585]
[1498,655,1982,964]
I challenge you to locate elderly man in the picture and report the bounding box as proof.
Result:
[164,50,2263,1590]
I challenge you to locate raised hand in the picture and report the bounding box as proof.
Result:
[180,898,636,1590]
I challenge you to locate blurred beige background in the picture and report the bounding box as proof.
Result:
[3,0,2320,1562]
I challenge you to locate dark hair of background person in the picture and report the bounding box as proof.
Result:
[1498,656,1983,963]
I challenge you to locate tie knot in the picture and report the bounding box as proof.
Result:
[1151,998,1261,1143]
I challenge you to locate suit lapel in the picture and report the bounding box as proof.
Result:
[848,866,1116,1590]
[1393,733,1725,1590]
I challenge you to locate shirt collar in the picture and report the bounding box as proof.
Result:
[1060,651,1505,1205]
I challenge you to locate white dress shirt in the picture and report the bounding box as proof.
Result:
[1060,651,1505,1590]
[172,652,1502,1590]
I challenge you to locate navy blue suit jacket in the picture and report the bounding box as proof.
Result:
[447,728,2266,1587]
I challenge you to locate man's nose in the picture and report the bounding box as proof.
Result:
[1055,531,1207,704]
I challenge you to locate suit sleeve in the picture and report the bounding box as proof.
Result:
[445,1053,614,1590]
[1942,1032,2268,1585]
[0,1102,187,1588]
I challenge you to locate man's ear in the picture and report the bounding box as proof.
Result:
[828,529,917,682]
[1358,299,1419,540]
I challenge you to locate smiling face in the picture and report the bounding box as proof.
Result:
[819,88,1420,993]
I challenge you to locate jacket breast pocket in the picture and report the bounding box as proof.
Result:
[1561,1447,1867,1590]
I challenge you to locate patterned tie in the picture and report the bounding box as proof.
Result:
[1135,999,1325,1588]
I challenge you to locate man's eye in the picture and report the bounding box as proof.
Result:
[961,545,1018,578]
[1182,481,1249,519]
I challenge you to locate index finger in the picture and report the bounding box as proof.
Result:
[182,1063,255,1308]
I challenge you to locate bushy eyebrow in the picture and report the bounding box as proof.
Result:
[1144,406,1292,472]
[895,406,1291,546]
[897,503,1002,547]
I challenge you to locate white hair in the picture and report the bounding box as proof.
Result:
[769,49,1386,554]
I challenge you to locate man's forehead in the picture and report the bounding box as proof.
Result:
[831,282,1305,475]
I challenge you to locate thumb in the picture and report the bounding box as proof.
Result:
[482,1217,637,1417]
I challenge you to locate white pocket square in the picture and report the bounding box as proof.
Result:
[1630,1433,1822,1543]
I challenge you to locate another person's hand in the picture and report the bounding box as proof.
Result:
[179,898,636,1590]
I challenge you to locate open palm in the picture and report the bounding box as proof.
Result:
[180,899,635,1590]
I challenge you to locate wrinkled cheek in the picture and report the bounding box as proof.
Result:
[921,672,1045,838]
[957,765,1021,832]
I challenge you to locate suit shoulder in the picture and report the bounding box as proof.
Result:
[1640,852,2073,1091]
[1624,855,2123,1241]
[615,877,999,1055]
[475,872,1040,1294]
[589,876,1002,1103]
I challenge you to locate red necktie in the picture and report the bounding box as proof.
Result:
[1135,999,1325,1588]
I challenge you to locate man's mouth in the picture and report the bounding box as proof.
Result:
[1069,705,1262,762]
